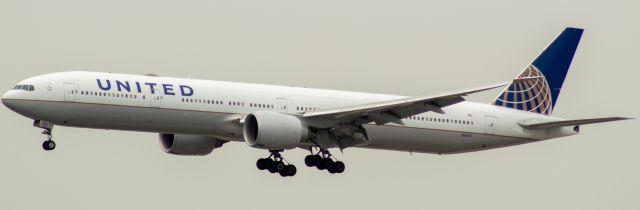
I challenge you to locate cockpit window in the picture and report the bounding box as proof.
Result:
[13,85,34,91]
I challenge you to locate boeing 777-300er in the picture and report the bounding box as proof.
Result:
[2,27,630,177]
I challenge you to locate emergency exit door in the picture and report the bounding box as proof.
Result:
[277,98,288,112]
[484,116,496,134]
[63,82,77,102]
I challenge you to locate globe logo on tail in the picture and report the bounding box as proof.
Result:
[493,65,553,115]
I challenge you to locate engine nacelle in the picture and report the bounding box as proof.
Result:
[243,111,308,150]
[159,133,226,156]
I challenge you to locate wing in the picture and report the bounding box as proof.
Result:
[303,82,509,126]
[518,117,632,129]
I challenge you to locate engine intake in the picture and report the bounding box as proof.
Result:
[159,133,226,156]
[243,111,308,150]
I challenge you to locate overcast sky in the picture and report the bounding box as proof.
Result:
[1,0,638,209]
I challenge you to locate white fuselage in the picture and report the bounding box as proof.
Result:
[2,71,578,154]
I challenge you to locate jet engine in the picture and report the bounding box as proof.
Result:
[243,111,308,150]
[159,133,226,156]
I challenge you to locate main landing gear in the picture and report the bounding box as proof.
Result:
[304,148,345,174]
[256,150,297,177]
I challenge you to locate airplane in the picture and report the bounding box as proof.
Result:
[2,27,630,177]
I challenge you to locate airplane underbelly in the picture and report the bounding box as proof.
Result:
[361,124,535,154]
[30,100,240,138]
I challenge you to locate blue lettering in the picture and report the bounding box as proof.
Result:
[180,85,194,96]
[97,79,193,96]
[97,79,111,90]
[135,82,142,93]
[145,83,157,94]
[116,80,131,92]
[163,84,175,95]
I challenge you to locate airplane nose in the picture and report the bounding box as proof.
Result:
[2,91,15,109]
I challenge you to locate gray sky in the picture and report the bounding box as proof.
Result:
[1,0,638,209]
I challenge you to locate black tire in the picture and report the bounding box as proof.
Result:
[42,141,49,150]
[269,161,285,174]
[279,169,288,177]
[316,157,328,170]
[256,158,267,170]
[42,140,55,151]
[334,161,345,173]
[280,165,297,177]
[274,161,285,172]
[327,164,337,173]
[323,158,334,171]
[266,159,278,173]
[304,155,315,167]
[287,165,297,176]
[311,155,321,165]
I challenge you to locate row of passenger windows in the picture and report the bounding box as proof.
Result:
[13,85,35,91]
[182,98,223,105]
[81,90,142,99]
[405,115,474,125]
[296,106,319,111]
[74,91,474,126]
[180,98,275,109]
[249,103,273,109]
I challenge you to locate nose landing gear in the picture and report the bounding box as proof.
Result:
[256,150,297,177]
[41,129,56,151]
[34,120,55,151]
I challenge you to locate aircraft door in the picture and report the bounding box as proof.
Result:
[63,82,77,102]
[484,116,496,134]
[149,86,162,108]
[277,98,288,112]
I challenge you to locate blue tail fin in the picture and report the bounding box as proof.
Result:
[493,27,583,115]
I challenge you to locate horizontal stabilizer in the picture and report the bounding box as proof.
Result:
[519,117,632,129]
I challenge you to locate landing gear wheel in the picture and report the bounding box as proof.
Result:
[305,155,321,167]
[274,161,285,172]
[280,165,297,177]
[304,155,314,167]
[326,159,338,174]
[316,158,327,170]
[256,158,268,170]
[308,147,347,174]
[333,161,345,173]
[267,160,280,173]
[257,150,297,177]
[317,157,333,170]
[39,126,56,151]
[42,140,56,151]
[264,158,275,172]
